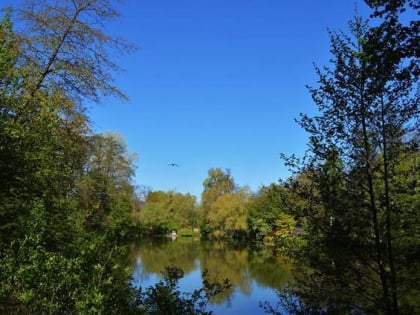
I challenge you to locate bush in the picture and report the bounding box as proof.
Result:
[136,266,230,315]
[178,228,195,237]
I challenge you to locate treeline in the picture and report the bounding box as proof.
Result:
[137,168,301,247]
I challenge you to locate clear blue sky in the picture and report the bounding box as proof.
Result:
[88,0,373,199]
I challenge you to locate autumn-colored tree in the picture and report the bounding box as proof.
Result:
[207,190,249,239]
[201,168,236,236]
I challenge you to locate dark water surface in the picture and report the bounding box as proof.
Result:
[129,238,291,315]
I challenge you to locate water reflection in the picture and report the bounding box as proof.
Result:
[130,238,292,314]
[131,238,200,274]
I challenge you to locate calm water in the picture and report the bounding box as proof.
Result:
[129,238,292,315]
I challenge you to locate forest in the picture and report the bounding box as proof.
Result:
[0,0,418,314]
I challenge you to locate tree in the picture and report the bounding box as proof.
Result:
[170,192,198,231]
[361,4,419,313]
[274,213,296,247]
[207,191,249,239]
[140,201,170,235]
[247,184,288,241]
[201,168,236,235]
[0,11,90,244]
[77,132,137,233]
[15,0,134,103]
[1,0,134,242]
[139,190,198,235]
[364,0,419,62]
[285,13,419,314]
[202,168,235,206]
[0,7,18,96]
[0,2,143,312]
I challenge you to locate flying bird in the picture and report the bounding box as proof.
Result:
[168,163,179,167]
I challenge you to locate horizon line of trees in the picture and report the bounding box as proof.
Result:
[136,167,305,248]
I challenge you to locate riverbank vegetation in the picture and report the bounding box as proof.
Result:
[0,0,418,314]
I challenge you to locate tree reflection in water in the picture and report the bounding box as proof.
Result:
[130,238,292,310]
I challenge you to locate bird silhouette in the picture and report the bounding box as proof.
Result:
[168,163,179,167]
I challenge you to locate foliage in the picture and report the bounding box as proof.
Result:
[2,0,418,313]
[135,266,230,315]
[0,3,225,313]
[201,168,236,235]
[206,191,249,239]
[202,168,236,196]
[276,6,419,314]
[15,0,135,103]
[0,2,141,313]
[247,184,291,241]
[139,190,198,235]
[76,132,138,235]
[274,214,296,243]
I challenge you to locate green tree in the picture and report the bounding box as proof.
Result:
[77,132,137,234]
[0,4,93,244]
[15,0,134,102]
[139,190,198,235]
[247,184,288,241]
[140,202,169,234]
[274,214,296,239]
[201,168,236,235]
[364,0,419,61]
[0,1,142,313]
[202,168,235,207]
[282,12,419,314]
[0,7,18,96]
[362,4,419,313]
[207,191,249,239]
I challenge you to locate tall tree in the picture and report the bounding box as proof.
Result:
[207,190,249,239]
[201,168,236,235]
[16,0,134,103]
[0,9,89,243]
[288,13,418,313]
[0,0,134,242]
[77,132,137,232]
[0,2,141,312]
[361,3,419,313]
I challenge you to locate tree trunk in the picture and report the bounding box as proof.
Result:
[380,96,399,315]
[359,71,392,315]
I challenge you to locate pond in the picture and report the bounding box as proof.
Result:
[129,238,292,315]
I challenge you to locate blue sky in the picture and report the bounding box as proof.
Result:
[88,0,374,199]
